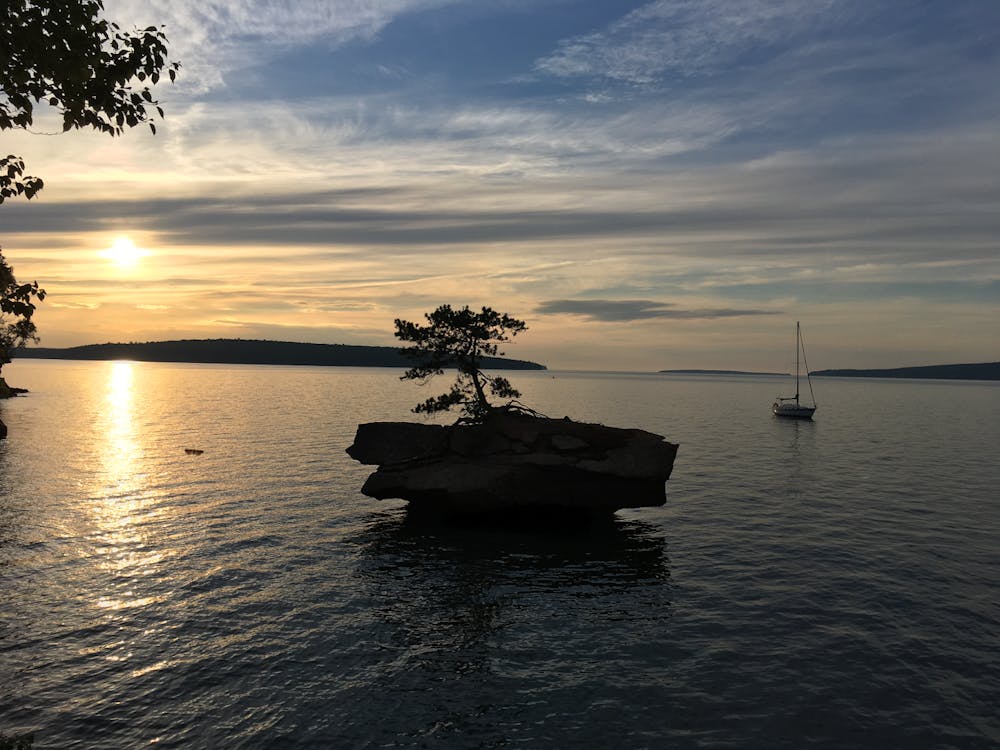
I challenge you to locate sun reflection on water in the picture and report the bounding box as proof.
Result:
[87,362,168,624]
[106,360,138,484]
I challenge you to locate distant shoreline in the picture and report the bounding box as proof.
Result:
[811,362,1000,381]
[17,342,998,381]
[18,339,547,371]
[659,369,789,377]
[658,364,1000,381]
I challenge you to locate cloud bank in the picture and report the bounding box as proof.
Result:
[536,299,778,322]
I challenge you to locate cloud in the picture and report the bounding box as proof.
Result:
[534,0,845,84]
[535,299,778,322]
[9,120,999,268]
[104,0,465,93]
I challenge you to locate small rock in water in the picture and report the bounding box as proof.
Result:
[184,448,204,455]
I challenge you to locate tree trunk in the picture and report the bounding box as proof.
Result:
[468,343,489,413]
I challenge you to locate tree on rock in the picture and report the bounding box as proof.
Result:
[395,305,528,421]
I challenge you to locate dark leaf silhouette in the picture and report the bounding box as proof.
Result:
[0,0,181,204]
[0,248,45,373]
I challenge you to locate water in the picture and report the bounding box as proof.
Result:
[1,360,998,748]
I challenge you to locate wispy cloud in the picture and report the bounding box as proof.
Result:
[536,299,778,321]
[10,121,1000,268]
[535,0,846,84]
[105,0,465,93]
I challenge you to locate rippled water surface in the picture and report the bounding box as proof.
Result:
[1,361,998,748]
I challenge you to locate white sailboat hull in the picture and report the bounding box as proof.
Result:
[772,401,816,419]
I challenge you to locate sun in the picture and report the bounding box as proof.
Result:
[101,236,147,267]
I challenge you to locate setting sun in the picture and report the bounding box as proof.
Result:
[101,236,147,267]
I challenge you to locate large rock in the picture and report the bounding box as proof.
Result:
[346,409,678,514]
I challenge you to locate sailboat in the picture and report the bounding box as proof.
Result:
[772,321,817,419]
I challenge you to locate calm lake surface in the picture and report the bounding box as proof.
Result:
[1,360,998,749]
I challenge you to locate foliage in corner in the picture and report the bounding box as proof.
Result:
[0,0,180,203]
[395,305,528,421]
[0,250,45,373]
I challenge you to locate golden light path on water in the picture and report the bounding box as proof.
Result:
[87,362,172,674]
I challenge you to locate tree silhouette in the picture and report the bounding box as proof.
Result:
[0,250,44,377]
[395,305,527,421]
[1,0,180,202]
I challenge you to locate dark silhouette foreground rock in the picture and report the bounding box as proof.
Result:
[347,409,678,514]
[0,377,28,399]
[0,377,27,439]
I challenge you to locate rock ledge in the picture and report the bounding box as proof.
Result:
[347,409,678,514]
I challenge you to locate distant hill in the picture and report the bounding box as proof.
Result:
[812,362,1000,381]
[659,369,789,377]
[18,339,547,371]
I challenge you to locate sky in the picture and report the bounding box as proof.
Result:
[3,0,999,371]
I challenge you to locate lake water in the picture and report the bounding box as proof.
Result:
[1,360,998,749]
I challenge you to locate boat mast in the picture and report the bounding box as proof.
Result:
[794,321,801,404]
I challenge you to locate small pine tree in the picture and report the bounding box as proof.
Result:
[395,305,527,421]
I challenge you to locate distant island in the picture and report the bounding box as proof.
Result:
[659,369,789,377]
[18,339,547,371]
[812,362,1000,381]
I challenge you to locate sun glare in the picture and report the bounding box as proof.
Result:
[102,236,147,267]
